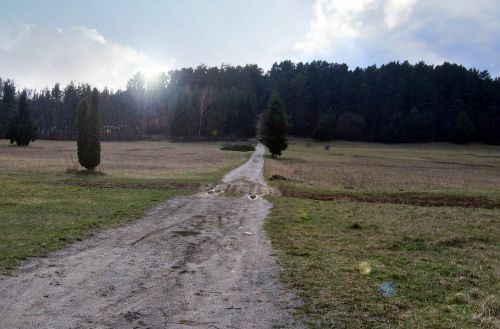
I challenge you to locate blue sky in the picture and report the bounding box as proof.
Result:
[0,0,499,89]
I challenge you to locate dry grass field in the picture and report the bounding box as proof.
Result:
[266,139,500,196]
[265,140,500,328]
[0,140,248,179]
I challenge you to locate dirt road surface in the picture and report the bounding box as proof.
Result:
[0,143,303,329]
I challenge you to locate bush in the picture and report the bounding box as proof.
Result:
[336,111,365,140]
[220,144,255,152]
[313,112,336,141]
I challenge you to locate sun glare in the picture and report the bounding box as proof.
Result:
[137,58,174,83]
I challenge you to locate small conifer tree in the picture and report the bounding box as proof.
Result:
[259,93,289,158]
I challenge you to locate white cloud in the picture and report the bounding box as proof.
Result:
[294,0,500,76]
[295,0,377,54]
[384,0,417,29]
[0,25,175,90]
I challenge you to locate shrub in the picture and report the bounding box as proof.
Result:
[220,144,255,152]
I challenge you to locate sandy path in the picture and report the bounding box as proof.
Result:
[0,143,302,329]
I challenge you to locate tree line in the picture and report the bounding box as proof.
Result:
[1,60,499,144]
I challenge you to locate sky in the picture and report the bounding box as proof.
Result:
[0,0,499,90]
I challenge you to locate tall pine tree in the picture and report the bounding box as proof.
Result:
[452,110,475,144]
[0,80,17,138]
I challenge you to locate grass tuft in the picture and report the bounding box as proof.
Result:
[173,230,200,237]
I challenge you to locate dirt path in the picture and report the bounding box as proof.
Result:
[0,143,302,329]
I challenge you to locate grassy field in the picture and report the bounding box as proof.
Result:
[0,140,248,179]
[267,140,500,197]
[0,140,250,272]
[265,140,500,328]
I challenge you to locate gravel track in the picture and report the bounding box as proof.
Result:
[0,143,302,329]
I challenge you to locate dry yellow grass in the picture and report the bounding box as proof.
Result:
[267,139,500,195]
[0,140,248,178]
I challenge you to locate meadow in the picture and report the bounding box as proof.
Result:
[0,140,248,178]
[0,140,249,272]
[265,140,500,328]
[1,138,499,328]
[267,140,500,197]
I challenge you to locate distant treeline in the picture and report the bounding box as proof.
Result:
[1,60,499,144]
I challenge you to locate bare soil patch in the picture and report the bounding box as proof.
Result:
[281,190,500,209]
[62,181,203,191]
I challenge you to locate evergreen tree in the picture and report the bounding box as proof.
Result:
[452,110,474,144]
[77,88,101,170]
[406,108,434,142]
[76,99,88,168]
[5,90,36,146]
[235,94,256,138]
[169,92,196,140]
[384,111,406,143]
[86,88,101,169]
[259,93,289,157]
[312,111,336,141]
[336,111,365,140]
[445,99,465,140]
[0,80,17,138]
[478,106,500,144]
[62,82,80,139]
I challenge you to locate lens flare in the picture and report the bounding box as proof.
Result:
[359,261,372,275]
[379,281,397,297]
